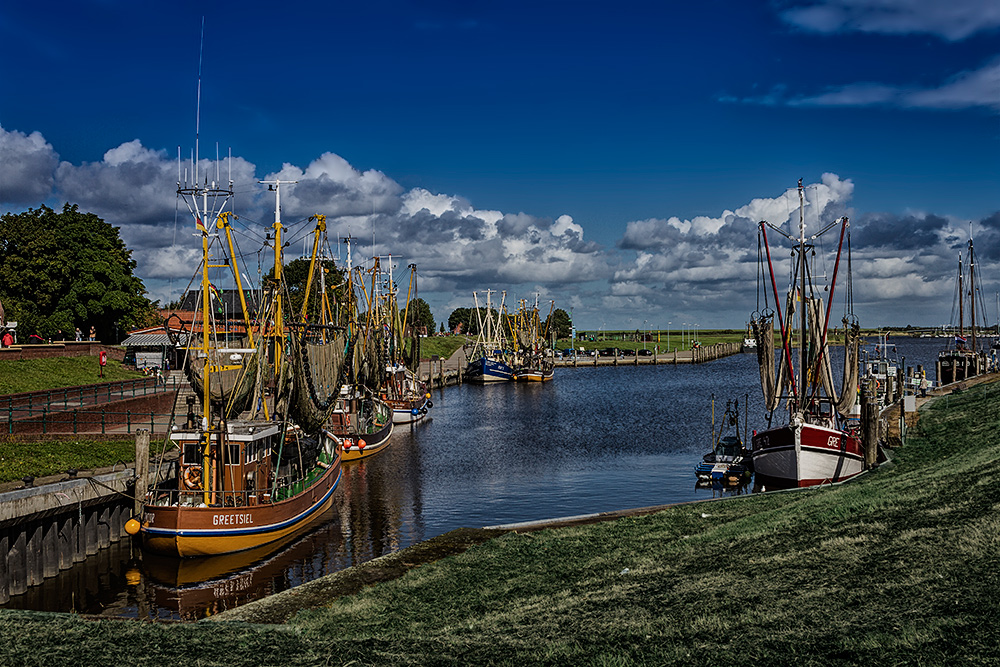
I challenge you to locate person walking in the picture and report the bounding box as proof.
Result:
[919,374,929,398]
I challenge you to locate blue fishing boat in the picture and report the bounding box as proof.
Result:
[463,289,514,384]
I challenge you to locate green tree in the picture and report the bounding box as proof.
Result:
[547,308,572,339]
[276,258,350,325]
[0,204,156,342]
[404,298,435,335]
[448,307,499,336]
[448,307,471,334]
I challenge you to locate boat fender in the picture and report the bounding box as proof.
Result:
[183,465,203,489]
[420,408,428,415]
[344,438,354,450]
[426,401,433,409]
[358,438,367,450]
[411,408,421,416]
[124,517,141,536]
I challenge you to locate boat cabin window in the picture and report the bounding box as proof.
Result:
[183,443,200,464]
[225,444,240,465]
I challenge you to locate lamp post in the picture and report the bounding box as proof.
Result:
[667,321,671,351]
[643,320,648,350]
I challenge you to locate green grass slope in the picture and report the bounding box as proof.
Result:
[0,356,144,394]
[2,383,999,665]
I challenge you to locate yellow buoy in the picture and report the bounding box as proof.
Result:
[124,518,141,535]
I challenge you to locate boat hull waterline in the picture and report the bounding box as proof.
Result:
[141,462,341,558]
[751,421,864,488]
[465,357,514,383]
[389,396,432,424]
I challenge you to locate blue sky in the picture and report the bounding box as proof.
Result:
[1,1,999,331]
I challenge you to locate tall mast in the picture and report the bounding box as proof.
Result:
[958,253,964,340]
[259,179,297,365]
[797,179,807,412]
[969,238,976,352]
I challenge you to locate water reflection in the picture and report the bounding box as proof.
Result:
[3,339,947,619]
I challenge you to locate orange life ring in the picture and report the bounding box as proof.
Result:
[183,465,202,489]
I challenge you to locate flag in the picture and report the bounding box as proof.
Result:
[195,216,207,233]
[209,284,224,313]
[955,335,967,344]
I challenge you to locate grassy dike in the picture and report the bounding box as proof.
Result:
[2,382,1000,665]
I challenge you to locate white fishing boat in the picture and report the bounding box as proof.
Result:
[748,180,866,489]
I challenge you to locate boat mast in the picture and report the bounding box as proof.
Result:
[260,179,297,367]
[958,253,964,342]
[969,238,977,352]
[797,179,807,413]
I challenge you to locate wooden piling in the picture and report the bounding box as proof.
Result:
[134,430,150,517]
[862,381,879,468]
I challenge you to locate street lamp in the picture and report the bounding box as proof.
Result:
[667,321,671,351]
[643,320,648,350]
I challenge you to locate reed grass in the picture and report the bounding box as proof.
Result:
[1,381,999,665]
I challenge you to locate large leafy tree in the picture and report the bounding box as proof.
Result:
[0,204,156,342]
[278,257,351,325]
[547,308,572,339]
[404,298,435,335]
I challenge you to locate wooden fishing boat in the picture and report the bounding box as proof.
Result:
[937,238,990,385]
[382,262,432,424]
[749,180,866,489]
[130,178,348,557]
[510,296,556,382]
[139,423,342,557]
[328,386,394,461]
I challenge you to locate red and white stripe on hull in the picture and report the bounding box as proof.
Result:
[752,420,865,488]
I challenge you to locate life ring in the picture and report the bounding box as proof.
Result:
[183,465,202,489]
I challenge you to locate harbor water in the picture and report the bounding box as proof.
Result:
[2,337,946,620]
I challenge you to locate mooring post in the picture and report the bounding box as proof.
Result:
[134,430,150,517]
[862,381,878,468]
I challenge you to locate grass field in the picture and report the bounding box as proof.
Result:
[0,439,171,484]
[1,381,998,665]
[0,356,144,395]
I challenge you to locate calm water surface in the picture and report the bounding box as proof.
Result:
[3,338,945,619]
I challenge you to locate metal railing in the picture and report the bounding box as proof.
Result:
[0,377,167,415]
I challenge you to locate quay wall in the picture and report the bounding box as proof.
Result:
[0,342,123,362]
[418,342,744,388]
[0,444,174,605]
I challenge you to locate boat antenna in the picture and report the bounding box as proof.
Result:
[195,16,204,187]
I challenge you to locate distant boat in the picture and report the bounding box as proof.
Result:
[463,289,514,383]
[383,263,432,424]
[327,243,394,461]
[748,181,866,489]
[741,323,757,352]
[695,396,751,486]
[860,332,903,406]
[511,296,555,382]
[937,237,990,385]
